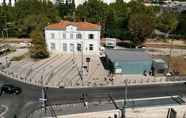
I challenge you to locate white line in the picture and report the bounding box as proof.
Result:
[115,95,180,102]
[0,104,8,118]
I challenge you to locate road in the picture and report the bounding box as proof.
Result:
[0,74,186,118]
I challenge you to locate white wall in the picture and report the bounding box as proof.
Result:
[45,26,101,55]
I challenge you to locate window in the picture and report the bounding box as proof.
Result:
[70,33,73,39]
[63,43,67,52]
[60,0,65,3]
[68,0,72,3]
[70,43,75,52]
[50,43,55,50]
[89,44,94,51]
[77,44,81,51]
[63,33,66,39]
[76,33,82,39]
[89,34,94,39]
[51,33,55,39]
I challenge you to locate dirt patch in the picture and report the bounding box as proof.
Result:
[0,38,31,43]
[169,56,186,75]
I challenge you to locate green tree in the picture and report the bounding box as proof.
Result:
[17,14,50,37]
[128,13,154,46]
[0,5,17,37]
[105,0,129,39]
[15,0,60,37]
[57,0,75,19]
[76,0,108,23]
[30,29,49,59]
[175,11,186,37]
[155,11,178,36]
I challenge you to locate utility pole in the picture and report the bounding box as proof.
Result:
[109,79,128,118]
[39,75,57,118]
[81,40,84,86]
[121,80,128,118]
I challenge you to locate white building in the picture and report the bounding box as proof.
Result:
[45,21,101,55]
[0,0,54,6]
[0,0,131,7]
[74,0,131,7]
[55,0,131,7]
[0,0,16,6]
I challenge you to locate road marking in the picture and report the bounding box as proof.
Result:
[115,95,180,102]
[0,104,8,118]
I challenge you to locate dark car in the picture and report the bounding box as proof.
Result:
[0,84,22,96]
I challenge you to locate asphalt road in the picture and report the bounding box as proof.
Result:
[0,74,186,118]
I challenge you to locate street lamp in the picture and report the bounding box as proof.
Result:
[121,79,128,118]
[109,79,128,118]
[86,57,90,72]
[81,40,84,86]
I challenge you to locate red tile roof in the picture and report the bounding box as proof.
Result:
[46,21,101,30]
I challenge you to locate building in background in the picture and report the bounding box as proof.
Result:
[74,0,131,7]
[105,49,152,74]
[0,0,16,6]
[0,0,131,7]
[56,0,131,7]
[0,0,55,6]
[45,20,101,55]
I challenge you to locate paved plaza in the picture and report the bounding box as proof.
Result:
[0,48,186,88]
[1,53,107,88]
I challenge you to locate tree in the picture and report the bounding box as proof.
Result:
[105,0,129,39]
[15,0,60,37]
[17,14,50,37]
[30,29,49,59]
[76,0,108,23]
[175,11,186,37]
[0,5,17,37]
[57,0,75,19]
[128,13,154,46]
[155,11,178,36]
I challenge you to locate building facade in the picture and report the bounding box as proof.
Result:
[105,49,152,74]
[0,0,16,6]
[45,21,101,55]
[56,0,131,7]
[74,0,131,7]
[0,0,53,6]
[0,0,131,7]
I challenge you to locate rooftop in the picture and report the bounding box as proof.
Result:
[46,21,101,31]
[105,49,152,62]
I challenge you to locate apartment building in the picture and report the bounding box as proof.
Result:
[45,21,101,55]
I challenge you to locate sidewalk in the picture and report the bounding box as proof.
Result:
[30,100,186,118]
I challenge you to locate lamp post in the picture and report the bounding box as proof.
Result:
[86,57,90,72]
[81,40,84,86]
[121,79,128,118]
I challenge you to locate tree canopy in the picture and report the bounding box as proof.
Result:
[175,11,186,37]
[155,11,178,34]
[76,0,108,23]
[128,13,154,46]
[0,0,184,48]
[30,29,49,59]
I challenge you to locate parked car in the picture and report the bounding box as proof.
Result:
[0,84,22,96]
